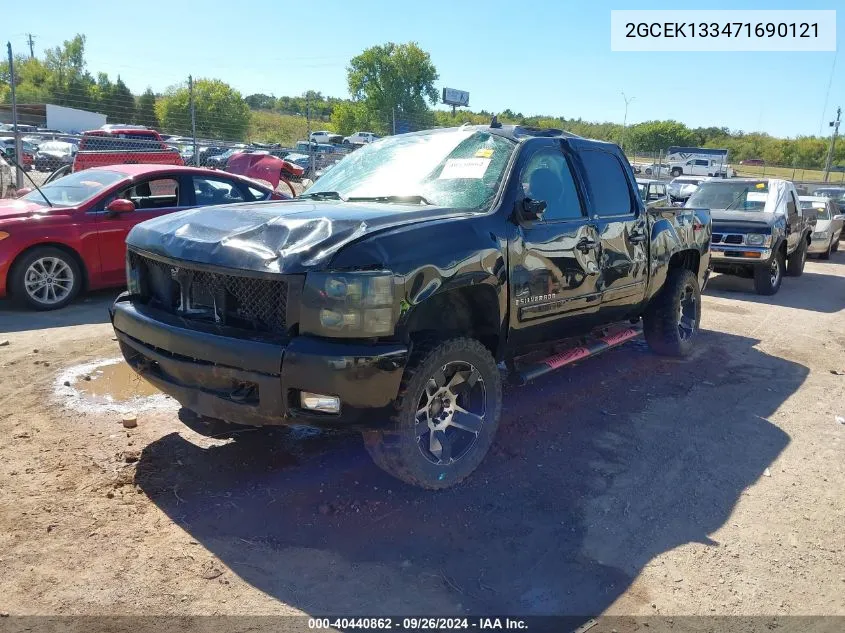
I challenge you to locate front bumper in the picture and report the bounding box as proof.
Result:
[110,296,408,429]
[709,246,772,263]
[808,237,832,254]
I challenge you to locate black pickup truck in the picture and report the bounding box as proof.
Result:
[111,124,712,489]
[686,178,812,295]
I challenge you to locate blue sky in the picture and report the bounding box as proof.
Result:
[4,0,842,137]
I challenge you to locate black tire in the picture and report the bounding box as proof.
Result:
[363,338,502,490]
[671,167,682,177]
[10,246,82,310]
[831,238,839,253]
[642,268,701,358]
[753,252,784,295]
[786,239,807,276]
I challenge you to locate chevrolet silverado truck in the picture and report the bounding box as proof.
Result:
[111,124,712,489]
[686,178,812,295]
[73,128,183,172]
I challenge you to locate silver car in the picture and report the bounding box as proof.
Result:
[800,196,844,259]
[668,176,709,201]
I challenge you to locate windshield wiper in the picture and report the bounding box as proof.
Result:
[347,195,433,205]
[299,190,346,201]
[723,187,751,212]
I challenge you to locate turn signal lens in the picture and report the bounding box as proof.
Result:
[0,231,9,241]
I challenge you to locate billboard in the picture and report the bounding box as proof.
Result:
[442,87,470,108]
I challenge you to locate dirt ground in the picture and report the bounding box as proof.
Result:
[1,254,844,619]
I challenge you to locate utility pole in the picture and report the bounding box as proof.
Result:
[392,107,396,135]
[823,106,841,183]
[25,34,35,59]
[7,42,23,189]
[621,91,635,155]
[188,75,198,166]
[305,92,315,178]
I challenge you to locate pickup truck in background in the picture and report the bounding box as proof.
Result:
[669,158,736,178]
[687,178,812,295]
[112,123,712,489]
[72,128,184,172]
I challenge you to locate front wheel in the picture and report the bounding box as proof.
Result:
[786,239,807,276]
[643,268,701,357]
[363,338,502,490]
[820,239,832,260]
[753,253,784,295]
[671,167,682,177]
[11,246,82,310]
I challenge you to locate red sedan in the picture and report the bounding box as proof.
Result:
[0,164,285,310]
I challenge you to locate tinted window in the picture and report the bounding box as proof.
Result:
[787,192,798,215]
[193,177,246,205]
[579,150,634,216]
[695,159,709,166]
[116,177,180,210]
[520,149,583,221]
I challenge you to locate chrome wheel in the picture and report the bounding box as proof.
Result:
[770,257,781,287]
[24,257,74,305]
[415,361,486,466]
[678,283,698,341]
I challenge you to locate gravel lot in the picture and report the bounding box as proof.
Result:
[0,254,844,618]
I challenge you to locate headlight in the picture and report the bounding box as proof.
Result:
[125,253,142,295]
[813,231,831,239]
[301,272,396,337]
[745,233,770,246]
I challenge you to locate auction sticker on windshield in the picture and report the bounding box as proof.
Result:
[439,158,491,179]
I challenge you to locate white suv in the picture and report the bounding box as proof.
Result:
[309,131,338,144]
[343,131,379,145]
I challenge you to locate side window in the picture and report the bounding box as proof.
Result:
[193,176,246,206]
[579,149,635,217]
[248,185,270,200]
[656,184,666,197]
[696,159,709,166]
[519,149,583,221]
[116,177,180,210]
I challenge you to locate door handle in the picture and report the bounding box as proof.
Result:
[576,237,598,253]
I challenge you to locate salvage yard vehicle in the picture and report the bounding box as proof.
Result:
[636,178,672,209]
[343,131,379,145]
[688,178,812,295]
[112,123,712,489]
[0,165,280,310]
[34,140,77,172]
[668,176,709,202]
[72,128,183,172]
[800,196,843,259]
[669,157,735,178]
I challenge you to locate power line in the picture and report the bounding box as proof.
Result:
[819,49,838,136]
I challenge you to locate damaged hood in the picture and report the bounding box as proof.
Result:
[127,200,471,273]
[710,209,780,230]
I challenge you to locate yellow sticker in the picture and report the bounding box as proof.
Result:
[755,182,766,189]
[475,148,494,158]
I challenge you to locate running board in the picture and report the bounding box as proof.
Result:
[513,325,643,386]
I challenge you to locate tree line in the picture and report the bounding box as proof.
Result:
[1,35,841,168]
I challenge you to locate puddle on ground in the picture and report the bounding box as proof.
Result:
[54,357,177,415]
[77,361,160,400]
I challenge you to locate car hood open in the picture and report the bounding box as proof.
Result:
[126,200,472,274]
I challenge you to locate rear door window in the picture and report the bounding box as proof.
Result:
[579,149,636,217]
[193,176,247,206]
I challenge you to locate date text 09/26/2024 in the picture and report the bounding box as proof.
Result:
[308,617,528,630]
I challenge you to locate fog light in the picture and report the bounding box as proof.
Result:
[300,391,341,413]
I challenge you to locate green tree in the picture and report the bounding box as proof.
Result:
[136,88,159,128]
[156,78,250,140]
[245,93,276,110]
[108,76,135,124]
[625,120,697,153]
[346,42,438,133]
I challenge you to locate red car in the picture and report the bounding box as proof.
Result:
[0,164,285,310]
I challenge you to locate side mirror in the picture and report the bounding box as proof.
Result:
[519,197,547,221]
[834,214,845,221]
[14,187,33,198]
[106,199,135,214]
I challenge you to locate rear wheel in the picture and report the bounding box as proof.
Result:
[363,338,502,490]
[786,239,807,276]
[753,253,784,295]
[643,268,701,358]
[11,246,81,310]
